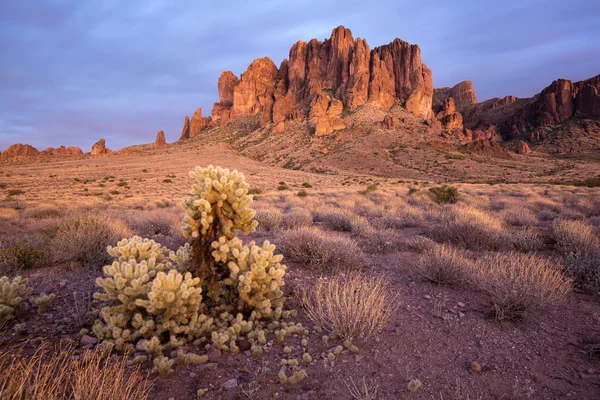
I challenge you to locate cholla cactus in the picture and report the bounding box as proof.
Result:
[0,276,31,325]
[30,293,55,314]
[93,165,287,365]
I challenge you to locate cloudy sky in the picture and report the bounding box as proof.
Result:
[1,0,598,151]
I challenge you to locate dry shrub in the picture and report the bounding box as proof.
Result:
[428,206,508,251]
[280,227,365,272]
[255,208,283,231]
[51,215,132,268]
[0,208,19,221]
[509,228,544,252]
[502,207,538,227]
[472,253,572,321]
[127,208,183,240]
[281,208,313,229]
[22,203,62,219]
[553,219,599,255]
[315,209,368,233]
[0,238,49,275]
[357,228,404,254]
[0,344,151,399]
[419,245,473,286]
[403,235,438,254]
[300,273,398,341]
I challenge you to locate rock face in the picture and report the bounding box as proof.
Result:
[516,140,532,154]
[433,81,478,112]
[41,146,83,156]
[91,139,112,156]
[1,144,40,158]
[466,139,512,159]
[208,26,434,131]
[154,130,167,147]
[436,98,464,131]
[508,74,600,140]
[189,108,211,137]
[179,116,190,140]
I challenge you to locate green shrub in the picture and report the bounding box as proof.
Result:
[162,179,172,184]
[359,184,378,195]
[407,187,419,196]
[277,184,289,191]
[297,189,308,197]
[116,181,128,187]
[428,185,459,204]
[6,189,25,197]
[0,239,49,275]
[248,188,262,195]
[301,182,312,188]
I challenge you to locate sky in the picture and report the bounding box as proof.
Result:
[1,0,599,151]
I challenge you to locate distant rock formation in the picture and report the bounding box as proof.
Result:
[433,80,478,112]
[508,74,600,140]
[41,146,83,156]
[466,139,512,159]
[179,116,190,140]
[91,138,112,156]
[207,25,434,133]
[436,98,464,131]
[154,131,167,147]
[0,144,40,158]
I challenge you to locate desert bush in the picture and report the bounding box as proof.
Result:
[553,219,598,255]
[359,183,378,195]
[280,227,366,272]
[0,344,152,399]
[93,166,287,360]
[0,238,49,275]
[281,208,313,229]
[502,207,538,227]
[255,208,284,231]
[128,208,182,239]
[419,245,473,286]
[277,184,289,191]
[563,251,600,290]
[427,206,508,251]
[22,203,62,219]
[471,253,571,321]
[297,189,308,197]
[509,228,544,252]
[300,273,397,341]
[357,228,404,254]
[403,235,438,254]
[315,209,367,233]
[51,215,132,268]
[428,185,459,204]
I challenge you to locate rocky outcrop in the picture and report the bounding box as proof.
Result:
[508,74,600,140]
[433,81,477,112]
[91,139,112,156]
[466,139,512,159]
[154,130,167,147]
[377,115,397,130]
[41,146,83,156]
[208,26,434,131]
[179,116,190,140]
[1,144,40,158]
[516,140,532,154]
[436,98,463,131]
[189,108,211,137]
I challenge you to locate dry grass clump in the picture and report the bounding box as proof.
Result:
[281,207,313,229]
[419,245,474,286]
[0,208,19,221]
[501,207,538,227]
[50,215,132,268]
[280,227,366,272]
[403,235,438,254]
[127,208,183,241]
[472,253,572,321]
[314,209,368,233]
[0,238,49,275]
[427,206,508,251]
[22,203,62,219]
[509,228,544,252]
[255,207,283,231]
[0,344,151,399]
[356,228,404,254]
[553,219,599,255]
[300,273,398,341]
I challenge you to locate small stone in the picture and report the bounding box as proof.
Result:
[207,347,221,362]
[457,302,465,307]
[424,295,431,299]
[471,361,482,373]
[237,338,251,352]
[221,378,238,390]
[190,372,197,378]
[80,335,98,346]
[458,312,465,318]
